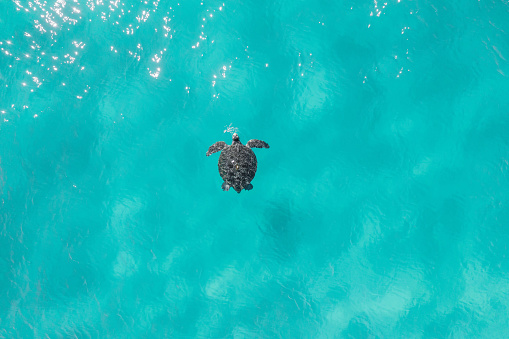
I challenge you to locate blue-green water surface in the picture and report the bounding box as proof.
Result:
[1,0,509,337]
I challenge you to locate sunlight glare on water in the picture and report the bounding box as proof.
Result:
[1,0,509,337]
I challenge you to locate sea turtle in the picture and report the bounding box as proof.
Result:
[206,133,269,193]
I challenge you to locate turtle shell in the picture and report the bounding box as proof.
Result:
[218,143,257,193]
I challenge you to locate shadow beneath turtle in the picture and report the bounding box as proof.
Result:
[257,198,301,265]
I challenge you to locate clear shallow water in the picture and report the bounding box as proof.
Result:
[1,0,509,337]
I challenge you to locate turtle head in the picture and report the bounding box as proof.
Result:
[232,133,240,143]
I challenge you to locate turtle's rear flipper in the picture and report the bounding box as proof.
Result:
[245,183,253,191]
[206,141,227,156]
[246,139,269,149]
[222,182,231,191]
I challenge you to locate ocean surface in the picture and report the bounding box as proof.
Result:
[1,0,509,337]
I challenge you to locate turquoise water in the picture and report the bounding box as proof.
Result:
[1,0,509,337]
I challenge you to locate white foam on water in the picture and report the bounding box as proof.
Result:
[223,123,239,135]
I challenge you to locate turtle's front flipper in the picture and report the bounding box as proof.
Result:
[246,139,269,149]
[206,141,227,156]
[222,182,231,191]
[245,183,253,191]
